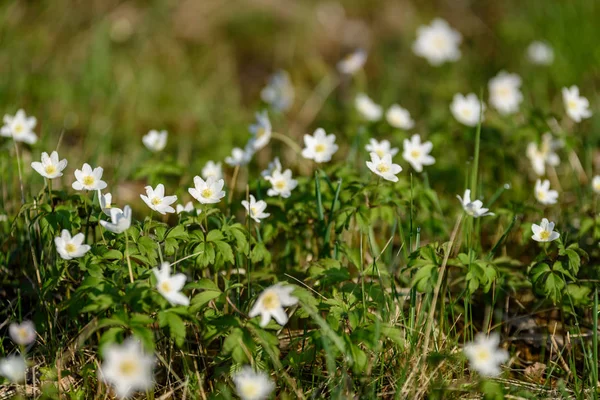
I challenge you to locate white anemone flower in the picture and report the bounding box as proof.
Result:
[562,86,592,122]
[189,176,226,204]
[98,191,122,216]
[386,104,415,130]
[225,144,254,167]
[488,71,523,115]
[450,93,485,127]
[99,338,154,399]
[265,169,298,198]
[242,195,270,223]
[202,160,223,181]
[402,134,435,172]
[142,129,168,152]
[55,230,91,260]
[412,18,462,66]
[153,262,189,306]
[355,93,383,121]
[457,189,494,218]
[261,157,283,178]
[140,184,177,215]
[531,218,560,242]
[527,41,554,65]
[464,333,509,377]
[337,49,367,75]
[9,321,36,346]
[534,179,558,205]
[249,110,272,150]
[0,355,27,383]
[249,283,298,327]
[233,366,275,400]
[526,133,561,176]
[365,139,399,158]
[72,163,107,191]
[592,176,600,194]
[301,128,338,163]
[261,70,295,112]
[100,206,132,234]
[1,109,37,144]
[366,152,402,182]
[31,151,68,179]
[176,201,200,215]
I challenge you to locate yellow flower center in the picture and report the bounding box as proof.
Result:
[376,149,385,157]
[537,190,545,200]
[594,182,600,192]
[65,243,77,253]
[261,291,280,310]
[274,180,286,190]
[256,127,266,138]
[14,123,24,134]
[201,188,213,198]
[240,382,259,398]
[539,230,550,240]
[118,359,139,377]
[568,100,577,110]
[159,280,172,293]
[376,163,389,173]
[475,348,491,362]
[461,108,472,118]
[45,165,57,175]
[151,197,162,206]
[410,150,420,158]
[315,143,326,153]
[432,35,446,50]
[17,328,29,341]
[82,175,95,186]
[497,86,510,97]
[250,206,258,216]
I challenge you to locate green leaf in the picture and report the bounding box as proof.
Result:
[158,311,186,347]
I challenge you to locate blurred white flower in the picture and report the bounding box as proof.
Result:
[249,283,298,327]
[488,71,523,115]
[532,218,560,242]
[261,157,282,178]
[534,179,558,205]
[189,176,226,204]
[457,189,494,218]
[261,70,294,112]
[9,321,36,346]
[464,333,508,377]
[366,152,402,182]
[450,93,485,127]
[386,104,415,130]
[265,169,298,198]
[527,41,554,65]
[153,262,189,306]
[242,195,270,224]
[402,134,435,172]
[1,109,37,144]
[301,128,338,163]
[337,49,367,75]
[249,110,272,150]
[72,163,107,191]
[55,230,91,260]
[0,355,26,383]
[99,338,154,399]
[526,133,561,176]
[142,130,167,152]
[355,93,383,121]
[31,151,68,179]
[202,160,223,180]
[233,366,275,400]
[412,18,462,66]
[98,191,122,216]
[140,184,177,215]
[592,176,600,194]
[176,201,200,215]
[100,206,132,234]
[562,86,592,122]
[225,143,254,167]
[365,139,398,158]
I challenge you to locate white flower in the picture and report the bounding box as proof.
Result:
[562,86,592,122]
[261,157,282,178]
[233,366,275,400]
[98,191,122,216]
[527,41,554,65]
[337,49,367,75]
[592,176,600,194]
[142,130,167,152]
[386,104,415,130]
[100,206,132,234]
[31,151,68,179]
[412,18,462,66]
[531,218,560,242]
[301,128,339,163]
[450,93,485,127]
[526,133,561,176]
[72,163,107,191]
[366,152,402,182]
[265,169,298,198]
[176,202,200,215]
[457,189,494,218]
[534,179,558,205]
[365,139,399,158]
[464,333,509,377]
[55,230,91,260]
[189,176,226,204]
[261,70,295,112]
[153,262,189,306]
[355,93,383,121]
[1,109,37,144]
[225,144,254,167]
[242,195,270,223]
[249,110,272,150]
[0,355,26,383]
[488,71,523,115]
[140,184,177,215]
[402,134,435,172]
[249,283,298,327]
[9,321,36,346]
[99,338,154,399]
[202,160,223,180]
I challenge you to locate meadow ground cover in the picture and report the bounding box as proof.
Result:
[1,0,600,398]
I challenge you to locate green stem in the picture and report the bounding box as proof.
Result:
[125,231,134,284]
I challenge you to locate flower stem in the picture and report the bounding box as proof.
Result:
[271,131,302,155]
[125,231,134,283]
[227,164,240,209]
